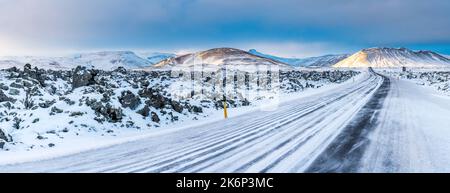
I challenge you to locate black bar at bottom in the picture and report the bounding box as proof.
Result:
[0,173,447,193]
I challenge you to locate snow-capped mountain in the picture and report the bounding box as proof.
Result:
[296,54,351,67]
[147,53,176,65]
[248,49,349,67]
[248,49,304,66]
[333,47,450,68]
[0,55,75,70]
[73,51,153,70]
[135,52,176,65]
[0,51,153,70]
[152,48,291,70]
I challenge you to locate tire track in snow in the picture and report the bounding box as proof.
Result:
[0,71,383,173]
[236,76,382,173]
[103,75,376,173]
[230,85,375,173]
[45,94,329,172]
[305,69,390,173]
[141,75,379,173]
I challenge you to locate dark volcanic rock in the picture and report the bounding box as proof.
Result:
[24,63,32,71]
[89,101,123,123]
[0,129,10,142]
[0,128,11,149]
[170,100,184,113]
[8,89,20,96]
[9,82,23,89]
[191,106,203,113]
[168,112,179,122]
[119,91,141,110]
[104,105,123,123]
[114,67,127,74]
[242,99,250,106]
[0,90,16,103]
[149,94,166,109]
[22,64,46,86]
[50,106,63,114]
[0,83,8,90]
[139,88,167,109]
[39,100,56,108]
[151,112,160,123]
[138,88,153,98]
[72,66,97,89]
[137,105,150,117]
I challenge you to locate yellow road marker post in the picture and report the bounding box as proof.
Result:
[223,101,228,119]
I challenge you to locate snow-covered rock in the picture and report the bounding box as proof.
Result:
[0,65,205,151]
[398,70,450,94]
[334,47,450,68]
[0,64,359,152]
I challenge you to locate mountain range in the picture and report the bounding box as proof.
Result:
[248,49,350,67]
[135,52,176,65]
[1,47,449,70]
[0,51,155,70]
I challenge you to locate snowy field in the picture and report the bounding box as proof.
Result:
[1,66,450,173]
[380,68,450,95]
[0,65,359,165]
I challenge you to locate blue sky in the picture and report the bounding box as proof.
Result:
[0,0,449,57]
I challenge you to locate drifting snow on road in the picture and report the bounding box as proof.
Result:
[308,69,450,173]
[357,74,450,172]
[1,68,450,172]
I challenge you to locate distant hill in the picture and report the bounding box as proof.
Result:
[0,51,153,70]
[135,52,176,65]
[248,49,349,67]
[334,47,450,68]
[151,48,291,71]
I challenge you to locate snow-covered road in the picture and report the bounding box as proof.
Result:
[1,69,449,173]
[357,73,450,172]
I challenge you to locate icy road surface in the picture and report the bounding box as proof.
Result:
[1,69,450,173]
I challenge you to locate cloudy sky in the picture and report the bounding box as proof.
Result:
[0,0,449,57]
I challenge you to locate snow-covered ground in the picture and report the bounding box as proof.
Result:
[0,69,372,172]
[1,66,450,173]
[0,65,359,165]
[380,68,450,95]
[359,70,450,172]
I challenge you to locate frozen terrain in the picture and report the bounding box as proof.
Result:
[0,63,357,165]
[1,46,450,173]
[1,67,449,173]
[357,75,450,172]
[399,70,450,95]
